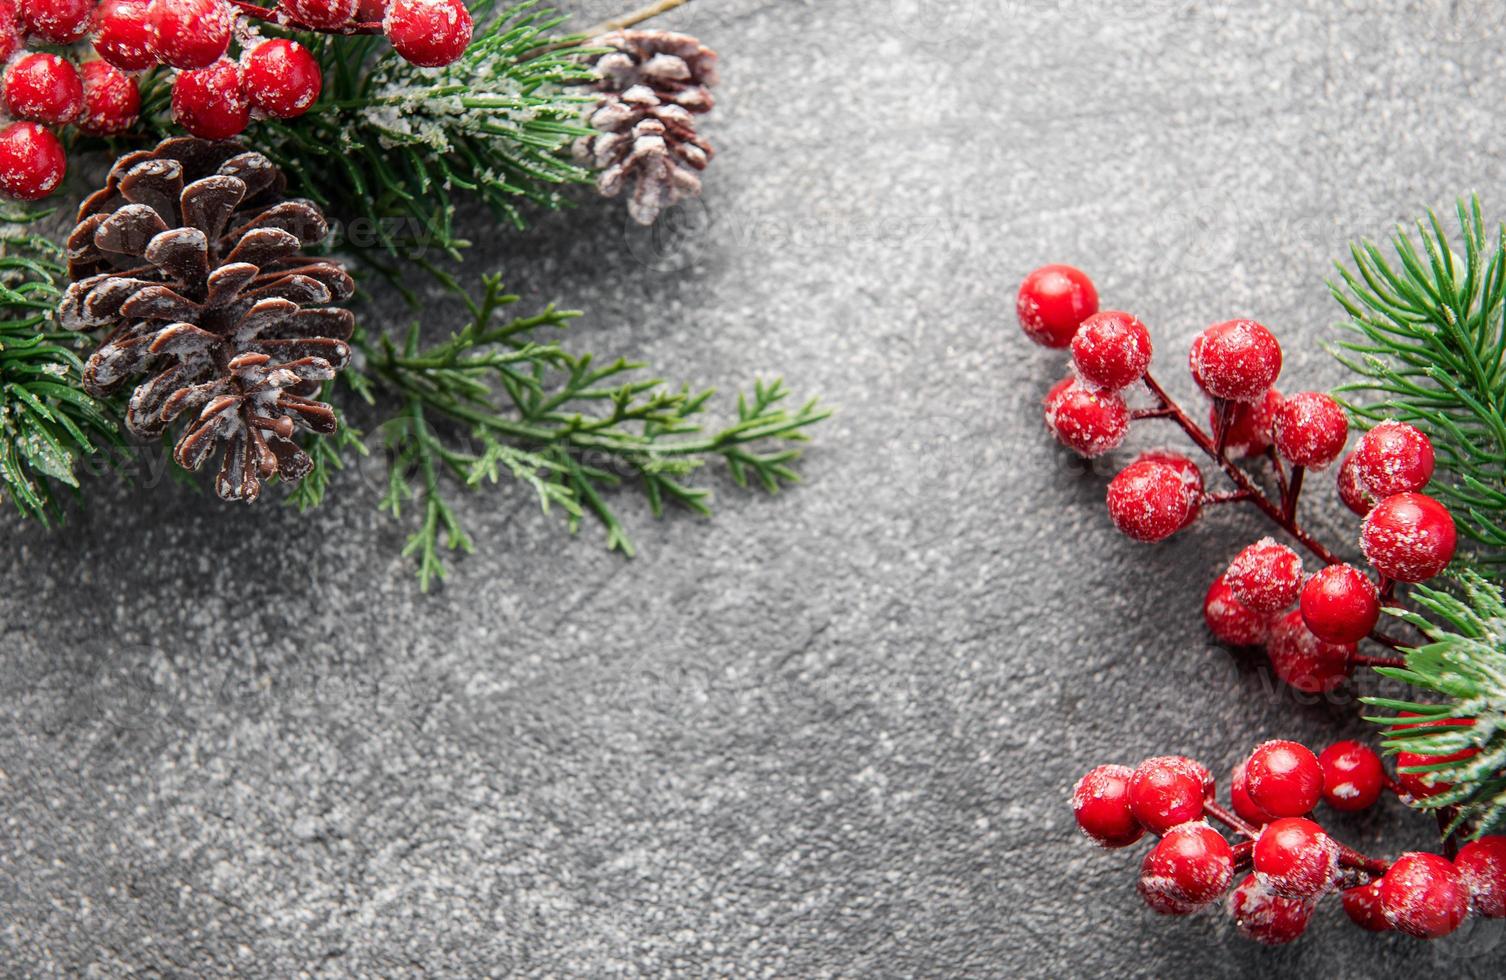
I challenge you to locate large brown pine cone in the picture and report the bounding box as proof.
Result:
[575,31,719,225]
[59,137,355,503]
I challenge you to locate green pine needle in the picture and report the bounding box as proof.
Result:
[1328,196,1506,557]
[0,212,125,525]
[1361,571,1506,838]
[357,275,830,588]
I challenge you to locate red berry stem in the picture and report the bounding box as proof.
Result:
[1337,843,1391,878]
[1204,489,1254,505]
[1204,799,1259,840]
[1140,370,1344,566]
[1213,397,1235,456]
[1282,465,1305,522]
[1363,629,1406,652]
[1130,406,1178,420]
[1352,653,1407,670]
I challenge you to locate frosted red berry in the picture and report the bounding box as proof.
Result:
[1231,761,1276,826]
[1244,740,1322,818]
[1226,874,1312,945]
[1138,822,1233,911]
[0,1,20,64]
[146,0,231,70]
[1070,310,1151,390]
[1360,491,1456,583]
[1299,563,1379,645]
[1273,391,1348,469]
[284,0,357,28]
[1341,881,1392,931]
[1043,376,1128,458]
[1188,319,1281,401]
[1204,573,1268,647]
[1212,387,1281,458]
[1106,451,1203,543]
[76,60,141,135]
[1254,817,1339,899]
[0,121,64,200]
[1266,609,1355,694]
[93,0,157,71]
[18,0,92,42]
[1353,420,1434,497]
[384,0,475,69]
[3,53,82,126]
[171,58,247,140]
[244,39,322,119]
[1316,740,1384,812]
[1336,451,1377,517]
[1225,537,1302,614]
[1380,852,1469,939]
[1127,755,1205,833]
[1454,836,1506,918]
[1071,764,1144,849]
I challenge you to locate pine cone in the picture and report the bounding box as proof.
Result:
[575,30,719,225]
[59,137,355,503]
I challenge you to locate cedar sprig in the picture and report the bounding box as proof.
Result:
[1329,197,1506,559]
[0,213,123,525]
[359,275,829,589]
[1362,571,1506,838]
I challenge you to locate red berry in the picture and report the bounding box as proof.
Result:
[1360,492,1456,583]
[244,39,322,119]
[170,58,247,140]
[1224,537,1302,614]
[1043,376,1128,458]
[18,0,92,42]
[93,0,158,72]
[1254,817,1339,899]
[1070,310,1151,390]
[1016,264,1097,349]
[283,0,356,28]
[1127,755,1205,833]
[1138,822,1233,911]
[0,121,64,200]
[1454,836,1506,917]
[1231,761,1276,827]
[1299,563,1379,645]
[76,60,141,136]
[1341,880,1393,931]
[1273,391,1348,469]
[1106,451,1203,543]
[3,53,82,126]
[1337,451,1377,517]
[356,0,386,20]
[1226,873,1312,944]
[146,0,231,70]
[1265,609,1354,694]
[0,1,20,63]
[1244,740,1323,818]
[1211,387,1281,458]
[1353,420,1434,497]
[1071,764,1144,849]
[1317,740,1384,812]
[1394,716,1478,801]
[1380,852,1469,939]
[1188,319,1282,401]
[384,0,474,68]
[1204,573,1268,646]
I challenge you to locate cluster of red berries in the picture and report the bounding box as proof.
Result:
[1073,740,1506,943]
[1021,263,1460,697]
[0,0,474,200]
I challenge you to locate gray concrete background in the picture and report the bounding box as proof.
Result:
[4,0,1506,975]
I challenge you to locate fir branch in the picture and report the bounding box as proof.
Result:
[1361,571,1506,838]
[357,274,829,587]
[0,213,124,525]
[1329,197,1506,558]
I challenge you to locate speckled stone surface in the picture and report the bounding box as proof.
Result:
[4,0,1506,975]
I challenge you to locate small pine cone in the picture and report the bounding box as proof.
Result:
[59,137,355,504]
[575,30,719,225]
